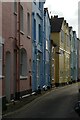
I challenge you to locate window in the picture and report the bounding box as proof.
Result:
[20,5,23,31]
[61,30,64,42]
[66,35,70,47]
[52,64,54,80]
[39,2,41,9]
[20,48,27,76]
[36,52,41,85]
[38,24,41,43]
[0,44,2,76]
[34,0,36,4]
[34,19,36,40]
[52,48,54,59]
[46,40,48,50]
[46,51,49,61]
[27,12,30,36]
[0,44,2,60]
[14,1,17,13]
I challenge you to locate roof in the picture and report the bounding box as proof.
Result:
[50,16,64,32]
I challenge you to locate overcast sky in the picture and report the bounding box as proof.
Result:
[44,0,80,37]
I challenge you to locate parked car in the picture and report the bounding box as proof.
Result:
[74,101,80,116]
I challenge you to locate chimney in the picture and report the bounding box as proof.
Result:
[51,16,54,19]
[54,15,58,18]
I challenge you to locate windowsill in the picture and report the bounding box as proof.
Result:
[20,31,25,35]
[14,12,17,15]
[27,35,31,39]
[39,8,41,11]
[20,76,28,80]
[34,2,36,4]
[39,43,42,46]
[0,75,5,79]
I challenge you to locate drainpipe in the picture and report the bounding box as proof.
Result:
[15,1,20,100]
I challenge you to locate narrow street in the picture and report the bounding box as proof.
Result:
[3,83,80,118]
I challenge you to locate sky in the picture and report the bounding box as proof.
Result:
[44,0,80,37]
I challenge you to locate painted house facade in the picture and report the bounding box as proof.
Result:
[64,21,71,84]
[77,38,80,81]
[69,27,74,82]
[73,31,78,82]
[44,8,51,87]
[2,2,32,102]
[50,16,71,86]
[0,1,2,114]
[50,38,57,87]
[78,38,80,81]
[32,1,45,91]
[0,2,2,96]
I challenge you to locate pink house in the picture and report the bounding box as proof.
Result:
[2,2,32,102]
[0,2,3,99]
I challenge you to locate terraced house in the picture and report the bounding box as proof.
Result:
[32,0,46,91]
[2,2,32,102]
[0,1,79,111]
[77,38,80,82]
[69,27,74,82]
[0,2,2,114]
[50,16,71,86]
[44,8,51,88]
[69,27,78,83]
[64,20,71,84]
[72,31,78,82]
[0,2,2,96]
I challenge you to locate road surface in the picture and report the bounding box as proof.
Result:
[3,83,80,118]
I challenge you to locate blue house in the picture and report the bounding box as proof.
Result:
[44,8,51,87]
[32,1,46,91]
[69,27,74,83]
[69,28,78,83]
[73,31,78,82]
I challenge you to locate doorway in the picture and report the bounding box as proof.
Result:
[5,51,11,101]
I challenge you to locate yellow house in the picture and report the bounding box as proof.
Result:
[64,21,71,84]
[50,16,71,86]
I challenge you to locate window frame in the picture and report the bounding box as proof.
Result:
[27,12,30,37]
[61,30,64,43]
[20,48,27,78]
[20,5,24,32]
[14,1,17,14]
[38,24,41,44]
[34,19,36,40]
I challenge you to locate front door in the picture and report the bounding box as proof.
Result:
[36,52,41,89]
[5,51,11,101]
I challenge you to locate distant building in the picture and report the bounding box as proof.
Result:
[78,1,80,81]
[69,27,74,82]
[78,1,80,39]
[77,38,80,81]
[78,1,80,94]
[72,31,78,82]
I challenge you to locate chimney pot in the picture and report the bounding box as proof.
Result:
[54,15,58,18]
